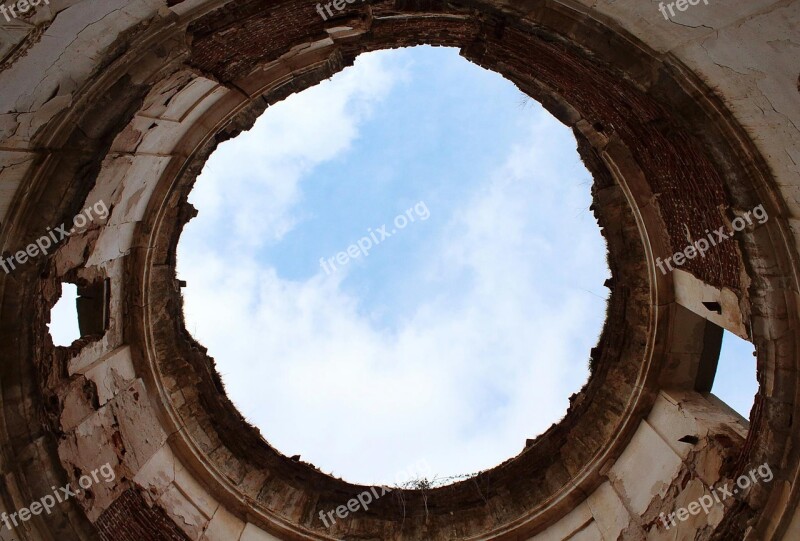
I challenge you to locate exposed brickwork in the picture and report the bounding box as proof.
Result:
[187,0,334,82]
[97,489,191,541]
[465,20,740,291]
[187,1,740,291]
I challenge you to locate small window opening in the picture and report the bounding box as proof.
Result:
[49,279,109,347]
[49,283,81,347]
[711,331,758,420]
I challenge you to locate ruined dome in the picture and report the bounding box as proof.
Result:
[0,1,798,540]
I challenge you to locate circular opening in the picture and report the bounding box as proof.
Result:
[178,47,608,484]
[176,46,610,486]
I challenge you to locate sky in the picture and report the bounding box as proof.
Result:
[48,45,758,486]
[714,331,758,419]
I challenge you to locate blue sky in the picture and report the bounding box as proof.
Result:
[715,331,758,418]
[49,45,758,485]
[175,46,609,484]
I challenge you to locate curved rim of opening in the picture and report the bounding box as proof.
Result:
[131,4,693,539]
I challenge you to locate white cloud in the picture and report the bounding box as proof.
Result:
[178,50,609,484]
[183,52,403,251]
